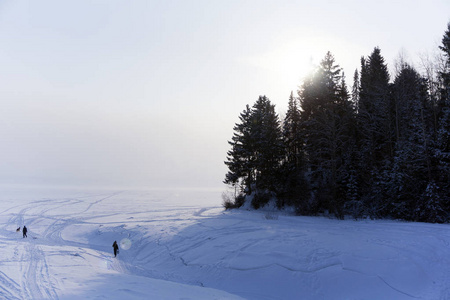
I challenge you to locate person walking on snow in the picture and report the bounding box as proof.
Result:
[23,226,27,238]
[112,241,119,257]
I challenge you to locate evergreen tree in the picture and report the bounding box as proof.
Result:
[357,47,392,217]
[224,105,255,196]
[359,48,392,163]
[438,22,450,100]
[224,96,284,209]
[223,24,450,222]
[352,69,360,112]
[335,73,359,215]
[279,91,309,210]
[427,22,450,221]
[251,96,284,196]
[389,64,431,219]
[299,52,354,217]
[283,91,302,168]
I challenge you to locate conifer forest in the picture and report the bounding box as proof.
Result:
[224,23,450,223]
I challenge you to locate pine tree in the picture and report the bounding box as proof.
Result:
[279,91,309,209]
[358,47,392,164]
[335,73,359,215]
[224,105,255,196]
[433,105,449,187]
[223,23,449,222]
[427,22,450,221]
[251,96,284,195]
[299,52,354,217]
[224,96,284,209]
[420,181,446,223]
[352,69,360,112]
[389,64,432,220]
[438,22,450,100]
[283,91,302,167]
[357,47,392,217]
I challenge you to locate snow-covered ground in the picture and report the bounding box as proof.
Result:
[0,185,449,300]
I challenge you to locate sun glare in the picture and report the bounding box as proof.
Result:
[244,35,333,98]
[244,32,360,99]
[248,39,316,81]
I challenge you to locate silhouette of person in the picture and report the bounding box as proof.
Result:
[112,241,119,257]
[23,226,28,238]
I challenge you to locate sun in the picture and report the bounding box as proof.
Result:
[241,31,360,108]
[244,38,321,95]
[273,41,317,89]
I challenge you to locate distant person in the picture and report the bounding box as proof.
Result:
[23,226,28,238]
[112,241,119,257]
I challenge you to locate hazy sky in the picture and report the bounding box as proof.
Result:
[1,1,449,189]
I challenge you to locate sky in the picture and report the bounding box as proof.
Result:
[0,0,449,190]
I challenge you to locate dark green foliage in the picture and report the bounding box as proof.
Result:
[283,91,303,168]
[224,105,255,194]
[358,48,392,173]
[385,64,432,220]
[251,192,271,209]
[276,164,310,210]
[298,52,356,217]
[251,96,284,192]
[278,91,310,209]
[224,96,283,199]
[223,24,450,223]
[418,181,448,223]
[439,22,450,95]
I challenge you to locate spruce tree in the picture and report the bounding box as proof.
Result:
[357,47,392,217]
[358,47,392,164]
[438,22,450,99]
[427,22,450,221]
[224,105,255,196]
[283,91,302,167]
[390,64,431,220]
[223,24,450,222]
[352,69,360,112]
[299,52,354,217]
[224,96,284,209]
[251,96,284,196]
[279,91,308,209]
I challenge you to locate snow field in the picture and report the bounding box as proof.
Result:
[0,186,449,299]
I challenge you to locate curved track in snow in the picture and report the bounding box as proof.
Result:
[0,188,449,299]
[0,191,128,300]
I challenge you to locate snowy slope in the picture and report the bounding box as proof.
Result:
[0,186,449,299]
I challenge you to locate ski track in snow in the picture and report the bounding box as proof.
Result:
[21,243,59,300]
[0,191,125,300]
[0,269,21,300]
[0,188,449,299]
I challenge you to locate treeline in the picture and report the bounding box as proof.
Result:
[224,23,450,223]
